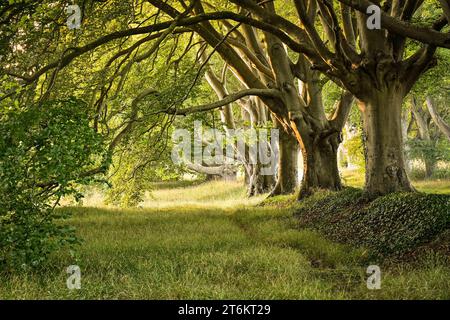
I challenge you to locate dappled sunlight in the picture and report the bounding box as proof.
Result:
[72,180,267,210]
[341,169,450,194]
[144,181,267,209]
[2,0,450,302]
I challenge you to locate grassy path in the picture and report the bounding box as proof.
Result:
[1,181,449,299]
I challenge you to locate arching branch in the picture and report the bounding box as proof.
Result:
[171,88,282,116]
[337,0,450,48]
[426,97,450,141]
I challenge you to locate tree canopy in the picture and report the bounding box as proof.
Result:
[1,0,449,269]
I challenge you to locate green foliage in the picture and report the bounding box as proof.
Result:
[259,194,297,209]
[407,137,450,165]
[409,167,450,181]
[1,183,449,299]
[342,128,365,170]
[411,48,450,101]
[103,122,185,207]
[0,98,104,270]
[354,193,450,256]
[295,189,450,257]
[105,154,183,208]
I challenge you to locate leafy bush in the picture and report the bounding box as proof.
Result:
[408,139,450,163]
[295,189,450,257]
[0,98,104,270]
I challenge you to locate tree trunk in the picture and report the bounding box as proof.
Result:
[426,97,450,142]
[298,133,342,199]
[424,159,435,179]
[411,96,435,179]
[270,126,299,196]
[247,163,274,197]
[361,89,414,196]
[401,110,412,174]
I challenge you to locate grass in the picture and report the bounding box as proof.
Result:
[79,180,266,209]
[341,169,450,194]
[1,179,449,300]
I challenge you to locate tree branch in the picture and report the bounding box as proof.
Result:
[330,92,355,130]
[337,0,450,48]
[426,96,450,141]
[170,89,281,116]
[439,0,450,22]
[10,10,307,84]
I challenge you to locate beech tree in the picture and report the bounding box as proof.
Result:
[144,0,450,196]
[3,0,450,198]
[146,0,356,197]
[405,44,450,178]
[410,95,439,177]
[199,0,450,196]
[1,0,351,197]
[426,97,450,141]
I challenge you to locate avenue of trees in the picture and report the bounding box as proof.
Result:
[1,0,449,268]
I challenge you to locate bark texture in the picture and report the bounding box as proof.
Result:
[426,97,450,142]
[361,87,414,195]
[270,123,299,196]
[299,133,342,199]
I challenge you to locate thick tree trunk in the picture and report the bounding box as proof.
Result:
[298,133,342,199]
[361,89,414,196]
[247,164,275,197]
[270,126,299,196]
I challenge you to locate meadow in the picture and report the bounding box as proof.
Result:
[1,174,449,300]
[2,0,450,302]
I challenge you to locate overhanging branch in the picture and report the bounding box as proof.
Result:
[337,0,450,48]
[9,10,309,84]
[169,88,281,116]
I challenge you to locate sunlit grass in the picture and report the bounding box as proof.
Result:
[78,171,450,209]
[2,177,449,299]
[413,179,450,195]
[341,169,365,188]
[143,180,266,209]
[342,169,450,194]
[78,180,266,209]
[1,202,448,299]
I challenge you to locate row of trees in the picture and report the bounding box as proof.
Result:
[1,0,450,269]
[1,1,449,199]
